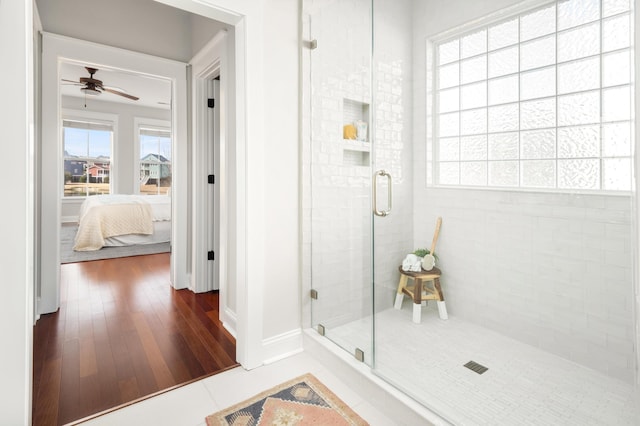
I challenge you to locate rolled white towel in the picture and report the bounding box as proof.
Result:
[401,253,422,272]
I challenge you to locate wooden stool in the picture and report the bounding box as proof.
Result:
[394,216,447,323]
[393,266,448,323]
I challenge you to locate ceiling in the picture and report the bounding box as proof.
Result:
[60,61,172,110]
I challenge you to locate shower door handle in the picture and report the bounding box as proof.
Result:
[373,170,392,217]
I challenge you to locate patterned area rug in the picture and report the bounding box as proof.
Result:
[206,373,369,425]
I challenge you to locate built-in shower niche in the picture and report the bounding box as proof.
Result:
[342,98,370,167]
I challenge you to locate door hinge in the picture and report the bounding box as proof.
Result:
[310,289,318,300]
[208,174,215,184]
[208,251,215,260]
[208,98,215,108]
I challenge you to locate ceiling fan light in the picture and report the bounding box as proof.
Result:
[81,87,101,96]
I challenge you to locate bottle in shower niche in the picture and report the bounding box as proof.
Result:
[355,120,368,142]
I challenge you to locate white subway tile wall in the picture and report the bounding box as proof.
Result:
[413,188,634,382]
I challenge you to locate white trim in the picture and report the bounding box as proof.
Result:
[222,306,237,338]
[155,0,243,25]
[154,0,265,370]
[633,0,640,387]
[261,329,303,365]
[1,0,35,422]
[189,29,226,295]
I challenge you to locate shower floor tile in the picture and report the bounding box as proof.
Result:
[329,306,640,425]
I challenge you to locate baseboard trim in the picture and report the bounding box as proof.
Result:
[262,328,303,365]
[222,307,237,337]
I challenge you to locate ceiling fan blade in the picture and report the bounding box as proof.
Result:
[61,79,82,84]
[102,87,139,101]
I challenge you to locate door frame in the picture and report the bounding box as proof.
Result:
[190,30,233,330]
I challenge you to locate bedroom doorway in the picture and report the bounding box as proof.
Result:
[60,61,173,264]
[58,59,173,264]
[39,30,190,316]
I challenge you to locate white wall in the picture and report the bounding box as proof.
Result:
[0,0,34,423]
[60,96,171,221]
[261,0,301,348]
[413,0,636,382]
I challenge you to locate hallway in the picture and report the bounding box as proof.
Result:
[32,253,237,425]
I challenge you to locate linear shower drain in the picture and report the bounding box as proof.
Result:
[464,360,488,374]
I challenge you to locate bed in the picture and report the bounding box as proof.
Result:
[74,194,171,251]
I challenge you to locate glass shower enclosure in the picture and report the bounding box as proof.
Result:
[304,0,639,424]
[304,0,375,364]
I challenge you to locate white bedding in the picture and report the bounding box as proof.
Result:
[78,194,171,223]
[104,220,171,246]
[74,194,171,251]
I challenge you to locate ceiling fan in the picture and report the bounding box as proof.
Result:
[62,67,139,101]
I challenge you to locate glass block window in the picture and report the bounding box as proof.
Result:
[434,0,633,191]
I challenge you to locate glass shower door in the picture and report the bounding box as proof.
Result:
[305,0,374,364]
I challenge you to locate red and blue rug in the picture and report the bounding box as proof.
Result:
[206,373,369,425]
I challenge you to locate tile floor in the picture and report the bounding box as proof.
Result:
[77,351,398,426]
[77,306,640,426]
[328,305,640,425]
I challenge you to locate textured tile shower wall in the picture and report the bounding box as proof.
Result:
[412,0,636,383]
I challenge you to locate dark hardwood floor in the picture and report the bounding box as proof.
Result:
[32,253,238,425]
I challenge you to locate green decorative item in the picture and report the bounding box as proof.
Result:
[413,248,438,261]
[413,248,430,257]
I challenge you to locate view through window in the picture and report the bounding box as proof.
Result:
[139,127,171,195]
[63,119,113,197]
[433,0,633,191]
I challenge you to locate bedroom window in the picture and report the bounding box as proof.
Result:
[431,0,633,191]
[139,126,171,195]
[63,119,114,197]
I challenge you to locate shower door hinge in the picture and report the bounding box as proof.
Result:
[355,348,365,363]
[208,174,215,184]
[310,289,318,300]
[208,98,215,108]
[317,324,325,336]
[207,251,215,261]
